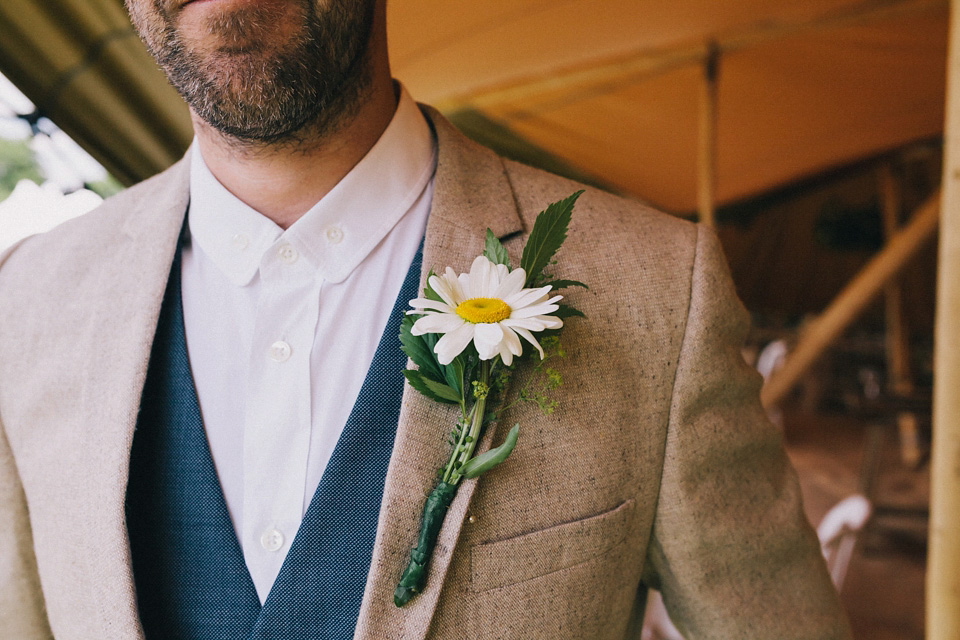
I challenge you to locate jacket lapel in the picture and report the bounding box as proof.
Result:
[86,159,189,637]
[354,108,525,639]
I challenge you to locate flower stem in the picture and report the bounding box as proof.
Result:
[441,360,491,485]
[395,359,493,607]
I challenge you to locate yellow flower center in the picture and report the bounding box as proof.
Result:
[456,297,512,324]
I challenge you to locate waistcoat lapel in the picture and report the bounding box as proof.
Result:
[354,107,525,640]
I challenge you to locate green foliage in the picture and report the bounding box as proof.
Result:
[0,138,43,200]
[484,228,511,267]
[520,190,584,286]
[423,270,444,303]
[403,370,460,404]
[540,279,588,290]
[502,336,567,416]
[460,423,520,479]
[399,316,445,382]
[86,174,123,199]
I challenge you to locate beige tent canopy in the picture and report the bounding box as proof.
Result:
[391,0,948,215]
[0,0,948,211]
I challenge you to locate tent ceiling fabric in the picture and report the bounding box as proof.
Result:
[390,0,948,212]
[0,0,947,209]
[0,0,191,184]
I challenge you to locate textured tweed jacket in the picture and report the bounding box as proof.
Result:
[0,108,851,640]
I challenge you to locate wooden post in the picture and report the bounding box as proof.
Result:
[927,2,960,636]
[760,190,940,408]
[697,44,719,227]
[879,163,914,396]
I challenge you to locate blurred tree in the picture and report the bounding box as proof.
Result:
[0,137,43,201]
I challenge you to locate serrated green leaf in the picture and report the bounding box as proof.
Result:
[460,424,520,479]
[541,279,589,290]
[399,316,445,383]
[403,370,460,404]
[484,229,511,267]
[520,190,584,286]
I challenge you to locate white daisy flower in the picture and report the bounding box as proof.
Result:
[408,255,563,366]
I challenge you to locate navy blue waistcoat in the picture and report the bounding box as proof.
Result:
[126,239,423,640]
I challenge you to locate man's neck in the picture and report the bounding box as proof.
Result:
[192,73,398,230]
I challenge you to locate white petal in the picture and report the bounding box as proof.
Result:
[501,317,550,331]
[473,322,504,360]
[407,298,454,313]
[434,323,475,365]
[498,341,514,366]
[539,315,564,330]
[429,273,460,307]
[467,256,493,297]
[513,327,545,359]
[510,302,560,319]
[443,267,466,303]
[457,272,471,297]
[493,268,526,301]
[501,325,523,356]
[411,313,465,335]
[504,286,554,310]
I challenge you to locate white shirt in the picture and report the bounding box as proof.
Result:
[180,87,436,603]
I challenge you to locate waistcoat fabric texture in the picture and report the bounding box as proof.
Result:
[126,235,424,640]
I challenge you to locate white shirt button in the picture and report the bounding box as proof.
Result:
[324,226,344,244]
[231,233,249,250]
[260,528,285,552]
[268,341,292,362]
[278,244,299,264]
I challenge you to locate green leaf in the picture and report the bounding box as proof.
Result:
[540,279,588,290]
[423,270,444,303]
[399,316,445,383]
[484,229,511,267]
[460,424,520,479]
[554,304,586,319]
[520,190,584,286]
[443,355,465,397]
[404,370,461,404]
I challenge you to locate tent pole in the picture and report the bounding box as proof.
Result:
[879,162,913,396]
[760,190,940,408]
[697,44,719,227]
[928,1,960,635]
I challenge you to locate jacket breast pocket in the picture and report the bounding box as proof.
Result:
[469,498,636,593]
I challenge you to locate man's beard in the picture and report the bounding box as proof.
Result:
[130,0,375,147]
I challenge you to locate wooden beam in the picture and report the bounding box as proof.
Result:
[927,1,960,635]
[697,45,719,227]
[760,189,940,408]
[879,163,914,396]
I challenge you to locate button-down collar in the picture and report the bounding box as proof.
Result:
[188,85,436,287]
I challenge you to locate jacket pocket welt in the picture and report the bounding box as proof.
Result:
[470,498,636,593]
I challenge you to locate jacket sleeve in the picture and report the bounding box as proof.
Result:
[0,418,54,639]
[640,225,852,639]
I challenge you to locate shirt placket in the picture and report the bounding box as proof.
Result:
[241,238,318,600]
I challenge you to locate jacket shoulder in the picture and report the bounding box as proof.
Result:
[501,158,696,248]
[500,158,699,280]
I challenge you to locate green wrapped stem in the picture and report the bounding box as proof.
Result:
[394,481,458,606]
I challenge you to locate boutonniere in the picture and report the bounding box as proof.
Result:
[394,190,587,606]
